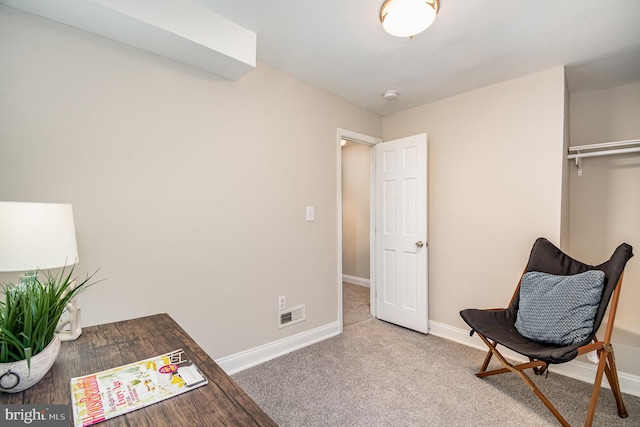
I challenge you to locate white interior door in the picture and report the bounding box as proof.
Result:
[375,134,428,333]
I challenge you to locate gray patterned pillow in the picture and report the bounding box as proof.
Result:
[515,270,605,346]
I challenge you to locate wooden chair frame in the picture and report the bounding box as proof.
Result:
[473,272,628,427]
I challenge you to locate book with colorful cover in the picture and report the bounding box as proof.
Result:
[70,349,208,427]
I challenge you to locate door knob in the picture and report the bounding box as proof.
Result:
[415,241,424,248]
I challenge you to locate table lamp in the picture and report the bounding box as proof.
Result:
[0,201,83,341]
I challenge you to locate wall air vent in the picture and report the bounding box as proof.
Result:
[278,304,306,329]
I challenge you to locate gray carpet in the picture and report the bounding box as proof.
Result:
[342,283,372,327]
[232,290,640,426]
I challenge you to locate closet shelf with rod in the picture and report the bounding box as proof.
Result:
[567,138,640,176]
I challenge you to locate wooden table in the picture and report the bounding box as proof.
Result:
[0,313,277,426]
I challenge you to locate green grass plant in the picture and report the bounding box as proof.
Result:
[0,265,100,371]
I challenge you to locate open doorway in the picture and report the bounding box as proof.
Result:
[337,130,429,334]
[337,129,381,331]
[342,140,372,327]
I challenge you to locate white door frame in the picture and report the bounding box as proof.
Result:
[337,128,381,332]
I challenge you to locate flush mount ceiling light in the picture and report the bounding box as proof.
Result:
[380,0,440,38]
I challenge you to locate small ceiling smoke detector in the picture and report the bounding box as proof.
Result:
[383,90,398,101]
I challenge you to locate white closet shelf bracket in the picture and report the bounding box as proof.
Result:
[567,138,640,176]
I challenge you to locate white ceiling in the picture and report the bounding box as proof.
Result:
[193,0,640,115]
[5,0,640,115]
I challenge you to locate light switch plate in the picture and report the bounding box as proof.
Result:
[305,206,314,221]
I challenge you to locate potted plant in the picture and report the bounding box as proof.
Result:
[0,265,99,392]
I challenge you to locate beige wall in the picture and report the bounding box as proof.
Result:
[0,6,381,359]
[569,82,640,371]
[383,68,567,328]
[341,144,371,280]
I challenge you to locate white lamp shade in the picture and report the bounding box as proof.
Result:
[0,201,79,272]
[381,0,438,38]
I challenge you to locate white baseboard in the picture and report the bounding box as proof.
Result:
[428,320,640,398]
[342,274,370,288]
[215,321,341,375]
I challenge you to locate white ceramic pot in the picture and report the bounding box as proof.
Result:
[0,335,61,393]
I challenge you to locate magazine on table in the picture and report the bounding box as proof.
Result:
[70,348,208,427]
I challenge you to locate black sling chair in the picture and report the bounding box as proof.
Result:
[460,238,633,427]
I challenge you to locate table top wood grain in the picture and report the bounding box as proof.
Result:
[0,313,278,426]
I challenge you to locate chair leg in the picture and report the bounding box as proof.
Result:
[585,346,629,426]
[476,360,546,379]
[476,334,570,427]
[514,367,570,427]
[603,348,628,418]
[585,349,608,427]
[478,340,497,373]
